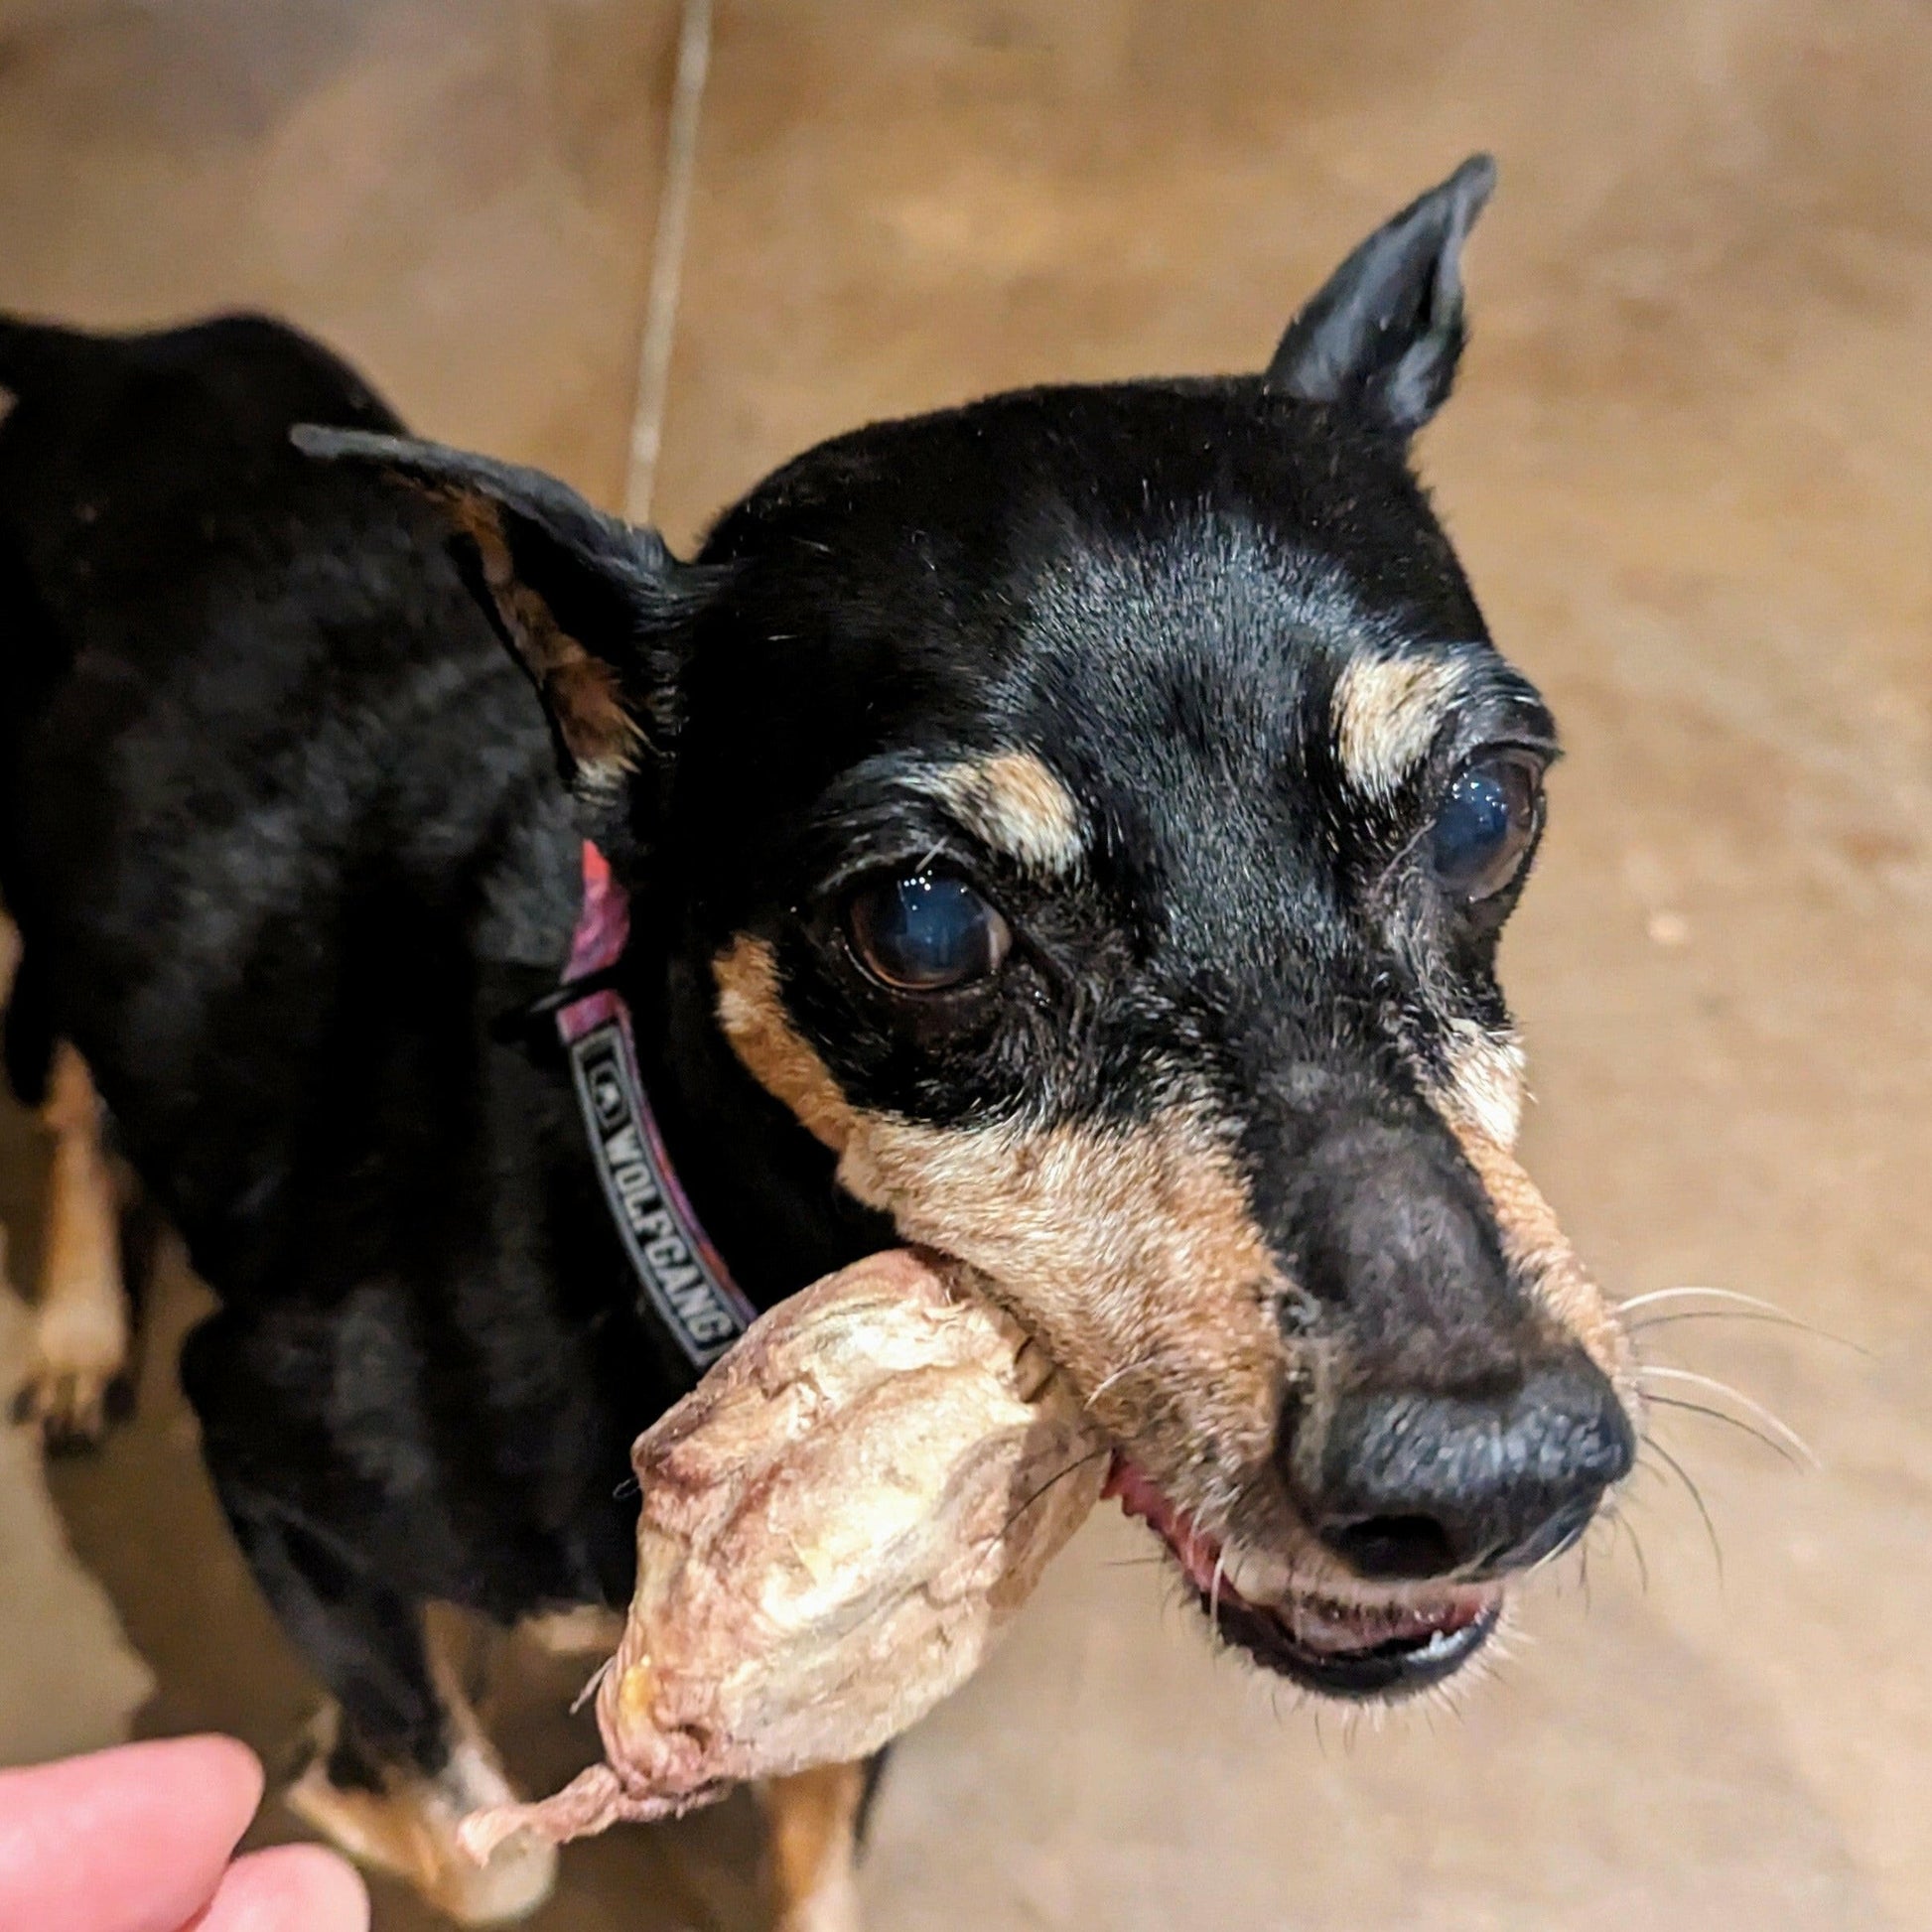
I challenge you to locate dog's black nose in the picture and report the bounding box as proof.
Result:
[1295,1353,1634,1582]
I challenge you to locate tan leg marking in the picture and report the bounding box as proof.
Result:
[760,1761,868,1932]
[286,1619,558,1926]
[19,1043,129,1446]
[1331,653,1469,796]
[906,750,1086,878]
[715,937,1285,1531]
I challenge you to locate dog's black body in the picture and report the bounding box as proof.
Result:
[0,312,922,1773]
[0,161,1635,1901]
[0,316,839,1764]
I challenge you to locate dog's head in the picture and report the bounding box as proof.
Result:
[304,156,1636,1700]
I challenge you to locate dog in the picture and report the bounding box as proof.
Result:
[0,155,1637,1929]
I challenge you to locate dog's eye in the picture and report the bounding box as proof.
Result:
[1430,756,1542,901]
[845,874,1012,991]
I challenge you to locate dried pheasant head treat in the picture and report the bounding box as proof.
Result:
[462,1248,1106,1859]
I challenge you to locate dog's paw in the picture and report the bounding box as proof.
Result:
[285,1707,559,1927]
[770,1870,864,1932]
[11,1282,132,1451]
[9,1363,134,1451]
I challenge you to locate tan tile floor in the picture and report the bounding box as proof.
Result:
[3,2,1931,1926]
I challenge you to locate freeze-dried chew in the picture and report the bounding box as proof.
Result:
[462,1249,1106,1859]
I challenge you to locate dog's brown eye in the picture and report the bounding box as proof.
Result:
[1430,755,1542,901]
[846,874,1011,992]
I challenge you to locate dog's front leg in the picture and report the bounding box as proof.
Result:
[759,1761,870,1932]
[14,1042,130,1447]
[283,1606,559,1926]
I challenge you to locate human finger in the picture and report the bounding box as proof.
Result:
[0,1734,263,1932]
[185,1843,370,1932]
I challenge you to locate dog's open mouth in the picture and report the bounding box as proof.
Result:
[1103,1458,1501,1700]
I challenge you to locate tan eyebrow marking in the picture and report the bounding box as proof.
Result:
[904,750,1086,878]
[1331,654,1472,796]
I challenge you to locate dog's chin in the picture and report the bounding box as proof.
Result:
[1102,1458,1502,1702]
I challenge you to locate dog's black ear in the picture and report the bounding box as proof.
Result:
[293,425,702,815]
[1265,154,1496,436]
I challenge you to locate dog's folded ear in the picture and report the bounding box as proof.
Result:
[1265,153,1496,437]
[293,426,706,831]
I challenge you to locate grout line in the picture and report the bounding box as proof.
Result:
[622,0,713,527]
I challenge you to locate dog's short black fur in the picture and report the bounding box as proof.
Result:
[0,159,1634,1888]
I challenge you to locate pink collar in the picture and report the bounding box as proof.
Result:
[556,842,754,1371]
[557,839,629,1010]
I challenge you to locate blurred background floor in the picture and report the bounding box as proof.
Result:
[2,1,1930,1927]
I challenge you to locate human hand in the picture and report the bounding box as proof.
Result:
[0,1733,368,1931]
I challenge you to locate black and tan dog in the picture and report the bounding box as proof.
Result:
[0,157,1636,1928]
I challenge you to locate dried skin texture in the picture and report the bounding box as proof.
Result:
[462,1250,1104,1859]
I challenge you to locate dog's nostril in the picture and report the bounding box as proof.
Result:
[1293,1351,1635,1584]
[1324,1513,1458,1583]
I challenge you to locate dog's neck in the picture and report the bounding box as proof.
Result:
[610,917,892,1318]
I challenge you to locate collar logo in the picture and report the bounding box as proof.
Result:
[566,1020,755,1370]
[589,1062,626,1131]
[555,842,756,1373]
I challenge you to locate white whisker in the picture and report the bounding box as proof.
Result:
[1618,1285,1867,1354]
[1617,1285,1798,1318]
[1083,1355,1161,1411]
[1631,1310,1865,1350]
[1639,1364,1821,1468]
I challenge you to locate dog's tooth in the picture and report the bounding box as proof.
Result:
[1222,1543,1292,1605]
